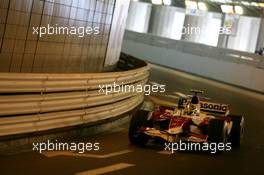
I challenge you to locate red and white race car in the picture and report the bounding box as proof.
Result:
[129,90,244,151]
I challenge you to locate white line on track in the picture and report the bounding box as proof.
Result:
[173,91,187,98]
[148,81,162,86]
[148,96,177,107]
[164,94,180,100]
[75,163,135,175]
[157,150,174,155]
[152,93,180,100]
[42,149,132,159]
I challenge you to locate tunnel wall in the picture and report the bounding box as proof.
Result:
[126,2,262,53]
[226,16,260,53]
[0,0,130,73]
[126,1,152,34]
[148,5,185,41]
[104,0,130,67]
[122,30,264,93]
[182,13,222,47]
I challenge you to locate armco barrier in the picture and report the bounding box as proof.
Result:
[0,54,149,137]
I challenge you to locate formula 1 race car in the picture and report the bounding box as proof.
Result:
[129,90,244,151]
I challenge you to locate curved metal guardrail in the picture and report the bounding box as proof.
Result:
[0,55,149,137]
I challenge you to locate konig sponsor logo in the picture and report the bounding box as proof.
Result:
[200,102,228,112]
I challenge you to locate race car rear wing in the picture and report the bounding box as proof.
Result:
[199,101,229,114]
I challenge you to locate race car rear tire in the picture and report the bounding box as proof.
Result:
[208,119,228,144]
[129,110,151,146]
[228,115,244,148]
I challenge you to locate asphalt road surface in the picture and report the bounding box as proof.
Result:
[0,64,263,175]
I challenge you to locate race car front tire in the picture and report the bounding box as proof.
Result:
[228,115,244,148]
[178,97,187,109]
[129,110,151,146]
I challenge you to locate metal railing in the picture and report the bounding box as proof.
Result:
[0,54,149,137]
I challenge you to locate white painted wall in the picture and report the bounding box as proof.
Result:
[148,6,186,40]
[126,1,152,33]
[104,0,130,67]
[183,12,222,47]
[227,16,261,53]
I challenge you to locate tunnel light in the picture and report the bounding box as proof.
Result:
[132,0,139,2]
[210,0,223,2]
[234,6,243,15]
[198,2,208,11]
[163,0,172,6]
[185,0,198,10]
[221,5,234,14]
[151,0,163,5]
[211,0,232,3]
[259,3,264,8]
[241,1,250,6]
[250,2,258,7]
